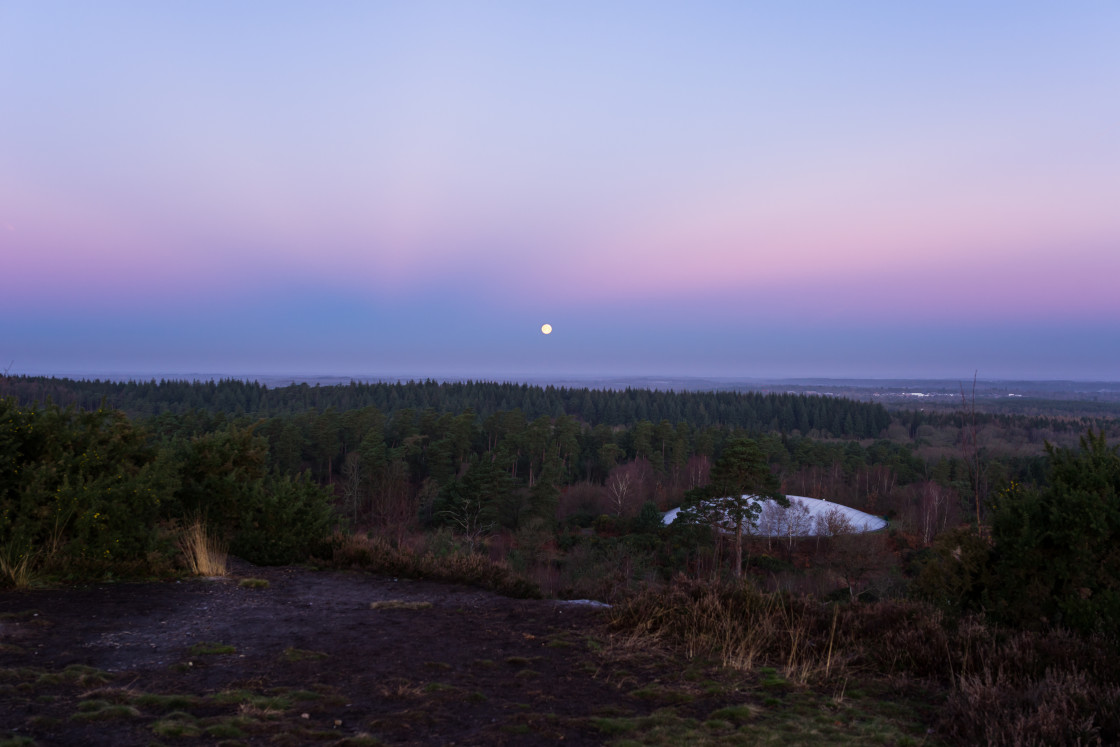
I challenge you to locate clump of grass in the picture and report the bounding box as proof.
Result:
[630,685,694,705]
[133,692,202,711]
[588,716,639,736]
[238,577,270,589]
[238,701,284,720]
[151,712,201,738]
[283,647,328,662]
[177,519,228,577]
[0,543,37,589]
[73,700,141,720]
[708,704,758,725]
[207,689,246,704]
[188,641,237,656]
[369,600,432,610]
[60,665,111,687]
[203,720,245,739]
[79,686,135,704]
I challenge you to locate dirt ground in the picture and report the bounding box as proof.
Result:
[0,560,759,746]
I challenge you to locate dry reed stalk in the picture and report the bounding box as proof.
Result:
[177,520,228,576]
[0,544,36,588]
[824,604,839,678]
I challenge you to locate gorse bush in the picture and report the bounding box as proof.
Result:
[168,425,335,566]
[229,474,334,565]
[987,430,1120,635]
[918,431,1120,636]
[0,398,338,578]
[0,399,178,575]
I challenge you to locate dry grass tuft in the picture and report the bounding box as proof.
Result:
[377,680,425,699]
[177,520,228,577]
[238,701,284,719]
[608,576,840,679]
[0,544,37,588]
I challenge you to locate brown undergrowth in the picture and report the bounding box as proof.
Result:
[329,533,541,599]
[609,576,1120,746]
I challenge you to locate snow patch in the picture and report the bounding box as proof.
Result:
[557,599,611,608]
[662,495,886,537]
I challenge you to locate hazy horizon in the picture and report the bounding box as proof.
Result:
[3,2,1118,380]
[10,368,1120,390]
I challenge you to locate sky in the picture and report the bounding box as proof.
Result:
[2,1,1119,381]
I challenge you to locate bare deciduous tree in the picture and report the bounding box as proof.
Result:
[606,467,633,517]
[783,498,813,558]
[606,459,652,517]
[341,451,364,524]
[960,371,987,534]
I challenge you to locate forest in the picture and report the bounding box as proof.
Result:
[3,375,1120,743]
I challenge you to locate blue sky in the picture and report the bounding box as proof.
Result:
[2,2,1118,380]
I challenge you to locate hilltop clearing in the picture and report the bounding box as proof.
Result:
[0,561,937,746]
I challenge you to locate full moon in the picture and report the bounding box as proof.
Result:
[541,323,552,335]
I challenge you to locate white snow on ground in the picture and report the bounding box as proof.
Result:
[662,495,886,537]
[556,599,612,608]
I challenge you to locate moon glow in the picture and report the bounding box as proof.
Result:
[541,323,553,335]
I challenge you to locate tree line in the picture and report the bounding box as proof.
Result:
[0,376,891,437]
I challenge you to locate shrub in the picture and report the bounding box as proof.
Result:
[229,474,334,565]
[911,527,992,616]
[0,400,179,577]
[988,432,1120,634]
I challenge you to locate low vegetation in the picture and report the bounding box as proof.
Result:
[3,377,1120,742]
[176,519,227,577]
[237,577,270,588]
[332,533,540,599]
[609,578,1120,744]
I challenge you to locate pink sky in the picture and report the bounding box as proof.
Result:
[2,2,1118,379]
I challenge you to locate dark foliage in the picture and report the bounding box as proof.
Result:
[0,375,891,437]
